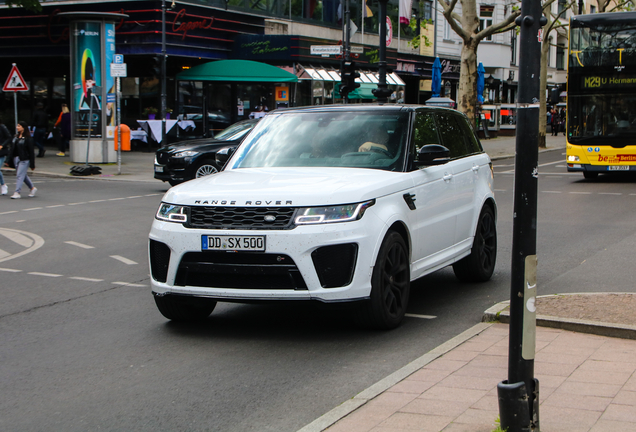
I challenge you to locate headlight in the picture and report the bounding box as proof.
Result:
[567,155,580,162]
[156,203,188,223]
[295,200,375,225]
[174,150,199,158]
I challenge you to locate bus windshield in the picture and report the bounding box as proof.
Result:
[568,94,636,145]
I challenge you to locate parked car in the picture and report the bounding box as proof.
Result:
[149,105,497,329]
[177,106,231,137]
[154,119,259,186]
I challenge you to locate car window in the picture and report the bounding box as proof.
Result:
[214,121,256,140]
[435,112,471,158]
[412,112,441,154]
[228,111,409,171]
[454,114,483,155]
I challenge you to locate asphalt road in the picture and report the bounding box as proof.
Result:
[1,150,635,432]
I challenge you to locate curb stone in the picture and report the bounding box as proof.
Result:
[482,292,636,340]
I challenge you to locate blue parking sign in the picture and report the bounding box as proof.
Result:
[113,54,124,64]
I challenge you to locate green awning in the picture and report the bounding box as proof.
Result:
[176,60,298,83]
[334,82,378,100]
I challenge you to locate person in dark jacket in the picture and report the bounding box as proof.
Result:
[9,121,37,199]
[31,102,47,157]
[0,116,11,195]
[54,103,71,156]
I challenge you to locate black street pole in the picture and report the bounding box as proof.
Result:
[497,1,546,431]
[161,0,167,144]
[372,0,392,103]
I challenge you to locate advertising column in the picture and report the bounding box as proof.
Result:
[63,12,126,163]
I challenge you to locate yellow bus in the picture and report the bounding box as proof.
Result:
[566,12,636,179]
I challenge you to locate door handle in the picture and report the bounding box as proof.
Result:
[472,165,480,172]
[443,173,453,182]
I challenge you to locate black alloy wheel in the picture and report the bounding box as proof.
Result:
[453,205,497,282]
[356,230,410,330]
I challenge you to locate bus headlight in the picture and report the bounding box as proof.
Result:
[567,155,580,162]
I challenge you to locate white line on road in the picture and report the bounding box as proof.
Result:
[0,249,10,259]
[28,272,63,277]
[68,202,87,206]
[599,192,622,196]
[569,192,592,195]
[541,191,562,194]
[0,229,34,248]
[65,241,94,249]
[0,211,18,215]
[113,281,147,287]
[69,276,104,282]
[144,193,162,197]
[127,195,143,199]
[23,207,43,211]
[89,200,107,203]
[108,197,127,201]
[0,267,22,272]
[405,313,437,319]
[46,205,65,208]
[110,255,138,265]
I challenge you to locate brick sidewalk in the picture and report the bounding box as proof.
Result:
[305,324,636,432]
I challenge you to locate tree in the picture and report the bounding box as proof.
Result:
[596,0,635,13]
[436,0,520,124]
[538,0,573,148]
[4,0,42,12]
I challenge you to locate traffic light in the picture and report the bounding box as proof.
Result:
[151,55,161,77]
[343,61,360,92]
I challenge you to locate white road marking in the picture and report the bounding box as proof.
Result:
[28,272,63,277]
[110,255,138,265]
[108,197,126,201]
[538,160,564,167]
[113,281,147,287]
[0,211,19,215]
[144,193,162,197]
[0,228,44,263]
[69,276,104,282]
[599,192,622,196]
[65,241,94,249]
[569,192,592,195]
[405,313,437,319]
[89,199,106,203]
[0,267,21,272]
[23,207,43,211]
[542,191,562,194]
[68,202,87,206]
[0,249,10,259]
[127,195,143,199]
[46,205,65,208]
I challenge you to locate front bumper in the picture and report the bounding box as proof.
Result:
[148,212,387,303]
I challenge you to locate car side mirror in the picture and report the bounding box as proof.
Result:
[215,146,236,167]
[414,144,451,166]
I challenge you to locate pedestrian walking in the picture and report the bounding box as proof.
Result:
[31,102,48,157]
[559,107,566,136]
[551,108,560,136]
[9,121,37,199]
[0,116,11,196]
[54,103,71,156]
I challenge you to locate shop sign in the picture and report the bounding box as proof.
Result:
[275,86,289,102]
[172,9,214,39]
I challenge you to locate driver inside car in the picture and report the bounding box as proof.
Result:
[358,126,390,154]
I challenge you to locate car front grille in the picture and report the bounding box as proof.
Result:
[156,151,171,165]
[186,206,296,230]
[175,252,307,290]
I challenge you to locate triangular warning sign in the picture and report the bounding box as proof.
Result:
[3,64,29,92]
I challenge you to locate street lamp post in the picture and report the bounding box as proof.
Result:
[497,0,546,430]
[372,0,392,103]
[161,0,167,144]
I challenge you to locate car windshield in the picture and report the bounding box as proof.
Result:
[228,111,410,171]
[214,121,256,141]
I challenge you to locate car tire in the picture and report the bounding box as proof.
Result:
[356,230,410,330]
[195,160,219,179]
[583,172,598,180]
[453,205,497,283]
[154,294,216,321]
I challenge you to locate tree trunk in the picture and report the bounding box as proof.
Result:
[458,41,479,126]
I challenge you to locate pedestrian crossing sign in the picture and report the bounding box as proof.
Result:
[3,64,29,92]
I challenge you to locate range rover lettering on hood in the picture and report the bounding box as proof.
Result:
[193,200,293,206]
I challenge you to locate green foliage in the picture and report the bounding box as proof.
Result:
[4,0,42,12]
[408,18,433,50]
[492,416,508,432]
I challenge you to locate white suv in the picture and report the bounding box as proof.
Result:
[149,105,497,329]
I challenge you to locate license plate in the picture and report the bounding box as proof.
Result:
[155,165,164,173]
[202,235,266,251]
[608,166,629,171]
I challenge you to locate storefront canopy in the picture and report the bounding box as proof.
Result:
[334,83,378,100]
[176,60,298,82]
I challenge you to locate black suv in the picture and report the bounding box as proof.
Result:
[154,119,259,186]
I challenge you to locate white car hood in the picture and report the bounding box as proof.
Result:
[163,167,413,207]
